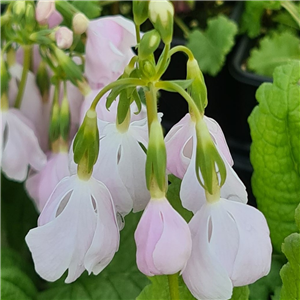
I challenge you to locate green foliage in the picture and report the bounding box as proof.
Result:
[249,255,285,300]
[186,15,237,76]
[248,62,300,253]
[167,175,193,223]
[38,212,149,300]
[280,203,300,300]
[1,248,38,300]
[230,286,250,300]
[136,275,195,300]
[248,32,300,77]
[72,1,101,19]
[240,1,282,38]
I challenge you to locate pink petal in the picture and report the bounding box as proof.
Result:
[224,200,272,286]
[48,10,63,28]
[182,204,233,300]
[165,114,195,179]
[84,177,119,274]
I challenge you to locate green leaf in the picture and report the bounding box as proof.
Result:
[249,255,285,300]
[1,268,38,300]
[136,275,196,300]
[248,62,300,253]
[280,203,300,300]
[72,1,101,19]
[248,32,300,77]
[167,175,193,223]
[38,212,149,300]
[186,15,238,76]
[230,286,250,300]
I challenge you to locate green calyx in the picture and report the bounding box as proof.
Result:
[195,118,226,195]
[146,119,167,195]
[36,61,50,102]
[73,109,99,177]
[60,95,70,142]
[187,58,207,113]
[138,29,161,61]
[133,1,149,26]
[1,57,10,97]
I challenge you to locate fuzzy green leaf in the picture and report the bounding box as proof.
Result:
[136,275,196,300]
[248,32,300,77]
[230,286,250,300]
[280,203,300,300]
[186,15,238,76]
[248,62,300,253]
[38,212,149,300]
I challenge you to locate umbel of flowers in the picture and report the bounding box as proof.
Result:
[1,1,272,299]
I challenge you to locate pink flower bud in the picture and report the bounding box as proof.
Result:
[35,0,55,25]
[135,197,192,276]
[55,27,73,49]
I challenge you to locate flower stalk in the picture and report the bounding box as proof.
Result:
[168,273,180,300]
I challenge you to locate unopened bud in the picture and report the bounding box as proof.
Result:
[36,60,50,102]
[148,0,174,44]
[55,26,73,49]
[133,1,149,26]
[140,60,156,80]
[187,58,207,113]
[13,1,26,21]
[25,3,36,32]
[72,13,89,35]
[139,29,161,60]
[35,0,55,25]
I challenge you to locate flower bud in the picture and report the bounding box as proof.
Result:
[72,13,89,35]
[148,0,174,44]
[35,0,55,25]
[55,27,73,49]
[140,59,156,80]
[187,58,207,113]
[25,3,37,32]
[139,29,161,60]
[49,97,60,143]
[133,1,149,26]
[13,1,26,21]
[73,109,99,175]
[36,60,50,103]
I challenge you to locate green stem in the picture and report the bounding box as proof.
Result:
[145,82,159,131]
[281,1,300,28]
[174,16,190,38]
[14,45,31,109]
[155,81,201,121]
[168,274,180,300]
[155,43,170,80]
[90,78,147,110]
[135,24,141,44]
[169,45,194,60]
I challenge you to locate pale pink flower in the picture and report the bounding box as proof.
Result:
[35,0,55,25]
[1,108,46,181]
[135,197,192,276]
[25,175,119,283]
[85,16,136,89]
[182,198,272,300]
[48,10,63,28]
[26,152,70,212]
[165,113,247,213]
[55,27,73,49]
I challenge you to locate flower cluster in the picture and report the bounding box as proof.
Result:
[1,1,272,299]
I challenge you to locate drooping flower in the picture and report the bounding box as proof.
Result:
[85,16,136,89]
[165,113,247,213]
[182,198,272,300]
[135,197,192,276]
[1,108,46,181]
[26,151,70,212]
[25,174,119,283]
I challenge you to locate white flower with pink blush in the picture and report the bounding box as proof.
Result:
[25,175,119,283]
[165,113,247,213]
[1,108,46,181]
[135,197,192,276]
[85,16,136,89]
[35,0,62,28]
[182,198,272,300]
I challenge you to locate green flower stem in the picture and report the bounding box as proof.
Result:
[169,45,194,60]
[135,24,141,44]
[155,81,201,121]
[168,274,180,300]
[281,1,300,28]
[90,78,147,111]
[174,16,190,38]
[14,45,31,109]
[145,82,159,131]
[155,43,170,80]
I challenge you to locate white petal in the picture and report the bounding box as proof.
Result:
[182,204,233,300]
[224,200,272,286]
[84,177,119,274]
